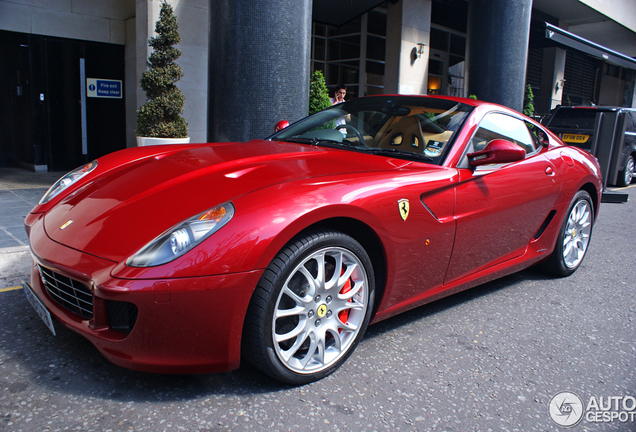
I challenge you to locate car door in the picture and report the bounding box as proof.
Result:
[445,113,561,284]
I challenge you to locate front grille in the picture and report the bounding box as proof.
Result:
[106,300,138,334]
[38,265,93,319]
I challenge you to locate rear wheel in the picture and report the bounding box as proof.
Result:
[242,229,375,385]
[545,190,594,277]
[617,155,634,187]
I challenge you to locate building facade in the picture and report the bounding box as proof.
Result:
[1,0,635,171]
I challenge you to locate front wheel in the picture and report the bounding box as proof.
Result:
[545,190,594,277]
[242,229,375,385]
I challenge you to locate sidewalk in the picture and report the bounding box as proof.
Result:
[0,168,63,250]
[0,168,63,290]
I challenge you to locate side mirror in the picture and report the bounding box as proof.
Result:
[467,139,526,167]
[275,120,289,133]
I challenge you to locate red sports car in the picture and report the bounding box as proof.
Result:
[23,95,602,384]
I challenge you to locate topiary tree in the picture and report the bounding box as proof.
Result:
[136,1,188,138]
[309,70,331,115]
[523,84,535,118]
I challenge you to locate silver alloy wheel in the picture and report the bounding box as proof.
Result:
[624,156,634,185]
[272,246,368,374]
[562,199,592,269]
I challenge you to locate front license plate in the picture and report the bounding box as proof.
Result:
[22,280,56,335]
[561,133,589,144]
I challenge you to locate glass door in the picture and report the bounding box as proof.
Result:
[428,50,448,95]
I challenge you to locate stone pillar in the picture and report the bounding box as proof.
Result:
[207,0,311,143]
[133,0,211,145]
[384,0,431,95]
[466,0,532,111]
[538,47,567,113]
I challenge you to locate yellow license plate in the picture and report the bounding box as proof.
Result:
[561,133,589,143]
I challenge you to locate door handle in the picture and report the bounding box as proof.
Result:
[545,166,554,176]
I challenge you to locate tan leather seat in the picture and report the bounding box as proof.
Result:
[377,116,425,150]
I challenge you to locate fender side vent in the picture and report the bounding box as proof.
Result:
[533,210,556,240]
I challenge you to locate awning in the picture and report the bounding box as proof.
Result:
[545,22,636,70]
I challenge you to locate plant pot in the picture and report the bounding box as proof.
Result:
[136,137,191,146]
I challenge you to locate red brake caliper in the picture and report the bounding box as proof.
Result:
[338,269,352,328]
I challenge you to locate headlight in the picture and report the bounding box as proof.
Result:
[127,202,235,267]
[39,160,98,205]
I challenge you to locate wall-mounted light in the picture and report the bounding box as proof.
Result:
[555,78,566,92]
[416,43,426,59]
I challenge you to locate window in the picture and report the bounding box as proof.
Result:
[527,123,549,148]
[471,113,537,155]
[548,108,598,130]
[311,7,387,99]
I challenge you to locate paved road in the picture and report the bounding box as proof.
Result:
[1,171,634,431]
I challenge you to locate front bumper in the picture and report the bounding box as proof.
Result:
[26,213,262,374]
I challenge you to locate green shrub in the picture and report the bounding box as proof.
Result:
[523,84,535,118]
[309,71,331,115]
[136,2,188,138]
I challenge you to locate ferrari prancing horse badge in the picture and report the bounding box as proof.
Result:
[398,199,409,221]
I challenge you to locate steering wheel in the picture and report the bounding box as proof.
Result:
[335,124,366,146]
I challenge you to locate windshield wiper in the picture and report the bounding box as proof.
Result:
[277,137,322,145]
[277,137,357,148]
[361,147,433,162]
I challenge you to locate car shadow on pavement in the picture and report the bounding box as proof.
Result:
[363,265,553,341]
[3,265,554,400]
[3,294,287,400]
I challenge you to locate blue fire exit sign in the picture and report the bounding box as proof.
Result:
[86,78,122,98]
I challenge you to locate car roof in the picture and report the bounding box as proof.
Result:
[372,94,485,108]
[553,106,636,113]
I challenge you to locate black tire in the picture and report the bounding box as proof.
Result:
[242,229,375,385]
[617,155,634,187]
[545,190,594,277]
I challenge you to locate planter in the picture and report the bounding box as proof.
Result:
[136,137,191,146]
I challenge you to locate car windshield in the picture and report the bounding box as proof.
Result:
[269,96,473,164]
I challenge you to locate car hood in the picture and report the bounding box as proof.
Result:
[43,139,420,262]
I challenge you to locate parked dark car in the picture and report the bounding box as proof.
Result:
[545,106,636,186]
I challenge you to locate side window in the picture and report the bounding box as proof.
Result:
[526,123,548,149]
[627,111,636,134]
[625,112,636,145]
[472,113,537,154]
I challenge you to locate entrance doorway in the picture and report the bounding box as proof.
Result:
[428,50,448,95]
[427,26,466,97]
[0,31,126,172]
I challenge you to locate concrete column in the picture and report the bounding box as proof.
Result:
[133,0,210,145]
[384,0,431,95]
[126,0,152,148]
[125,17,137,148]
[538,47,567,113]
[466,0,532,111]
[207,0,311,143]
